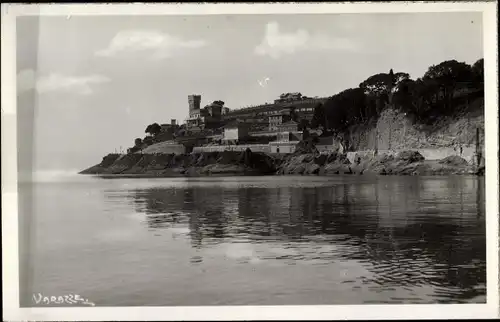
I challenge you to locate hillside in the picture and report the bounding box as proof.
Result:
[80,95,485,178]
[80,58,485,177]
[347,97,484,152]
[79,149,277,177]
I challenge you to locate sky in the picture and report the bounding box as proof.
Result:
[16,12,483,172]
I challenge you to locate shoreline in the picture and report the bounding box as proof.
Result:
[80,149,484,179]
[88,172,483,179]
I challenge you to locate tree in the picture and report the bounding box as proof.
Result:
[302,127,310,140]
[363,94,379,120]
[471,58,484,88]
[359,71,410,98]
[423,60,473,111]
[323,88,367,151]
[392,78,425,121]
[392,78,414,109]
[145,123,161,136]
[175,128,187,138]
[134,138,142,147]
[325,88,367,126]
[392,75,455,123]
[289,106,299,122]
[299,119,310,131]
[143,135,154,146]
[213,100,225,106]
[311,103,326,129]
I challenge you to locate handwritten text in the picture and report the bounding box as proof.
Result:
[32,293,95,306]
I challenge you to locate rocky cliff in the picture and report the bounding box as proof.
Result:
[79,149,277,177]
[347,97,485,152]
[274,150,482,176]
[80,147,482,178]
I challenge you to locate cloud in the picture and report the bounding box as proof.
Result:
[254,22,360,59]
[258,77,271,88]
[17,69,110,96]
[95,30,207,60]
[37,73,110,95]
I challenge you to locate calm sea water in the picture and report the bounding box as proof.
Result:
[19,174,486,306]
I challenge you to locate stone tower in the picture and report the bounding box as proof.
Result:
[188,95,201,117]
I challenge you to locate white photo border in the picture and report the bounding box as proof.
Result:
[1,2,498,320]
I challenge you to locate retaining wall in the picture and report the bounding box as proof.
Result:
[418,146,475,164]
[193,144,271,153]
[139,142,186,155]
[347,145,483,165]
[193,142,302,154]
[269,142,297,154]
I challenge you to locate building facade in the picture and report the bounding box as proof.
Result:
[184,93,324,135]
[186,96,226,130]
[223,122,250,144]
[160,119,178,132]
[269,110,292,131]
[224,95,324,126]
[277,120,299,132]
[186,94,202,129]
[188,94,201,116]
[277,132,290,142]
[269,141,298,154]
[206,103,222,118]
[276,131,303,142]
[316,136,343,153]
[274,92,303,104]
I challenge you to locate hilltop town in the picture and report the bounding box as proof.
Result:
[81,58,485,177]
[127,92,329,156]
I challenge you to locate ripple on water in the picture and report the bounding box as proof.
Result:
[28,175,486,306]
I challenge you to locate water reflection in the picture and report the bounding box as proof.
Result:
[111,176,485,304]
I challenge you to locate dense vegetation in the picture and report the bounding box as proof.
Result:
[145,123,162,136]
[310,59,484,148]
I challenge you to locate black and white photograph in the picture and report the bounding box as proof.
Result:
[2,2,499,321]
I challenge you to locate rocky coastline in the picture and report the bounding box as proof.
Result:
[79,148,484,178]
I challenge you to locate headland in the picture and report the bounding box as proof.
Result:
[80,59,485,178]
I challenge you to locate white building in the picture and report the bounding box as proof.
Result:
[223,122,250,144]
[316,136,343,153]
